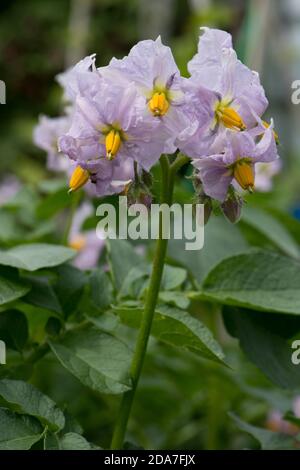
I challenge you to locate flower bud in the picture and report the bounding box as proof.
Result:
[221,193,243,224]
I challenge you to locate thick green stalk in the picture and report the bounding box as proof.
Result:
[110,155,176,449]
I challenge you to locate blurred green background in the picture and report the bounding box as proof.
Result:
[1,0,300,450]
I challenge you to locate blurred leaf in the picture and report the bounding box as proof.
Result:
[38,178,66,194]
[197,250,300,315]
[3,187,37,211]
[0,244,75,271]
[0,379,65,432]
[49,325,132,394]
[36,188,71,219]
[88,313,120,334]
[161,265,187,290]
[0,266,30,306]
[43,431,60,450]
[223,308,300,389]
[106,239,144,290]
[0,310,28,351]
[283,411,300,427]
[267,208,300,246]
[119,266,149,300]
[62,411,83,435]
[89,269,113,312]
[60,432,97,450]
[241,207,299,258]
[230,413,296,450]
[23,276,62,315]
[53,265,86,317]
[0,210,26,243]
[158,291,190,309]
[0,408,43,450]
[168,217,248,284]
[113,304,226,365]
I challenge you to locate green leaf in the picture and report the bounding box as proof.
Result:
[113,305,226,365]
[49,325,132,394]
[0,379,65,431]
[0,310,28,351]
[36,188,71,219]
[241,206,299,258]
[119,266,149,300]
[119,264,187,301]
[54,265,86,317]
[0,266,30,305]
[223,308,300,389]
[158,291,190,309]
[0,210,26,243]
[230,413,296,450]
[59,432,95,450]
[168,217,248,284]
[267,207,300,246]
[23,277,62,315]
[3,186,37,211]
[283,411,300,427]
[0,408,43,450]
[106,239,144,290]
[199,250,300,315]
[88,312,120,333]
[0,244,75,271]
[89,269,113,311]
[43,431,60,450]
[161,265,187,290]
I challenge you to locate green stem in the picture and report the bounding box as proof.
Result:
[26,343,50,365]
[110,154,177,449]
[170,153,190,175]
[62,190,82,245]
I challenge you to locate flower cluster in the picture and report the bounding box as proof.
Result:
[34,27,280,215]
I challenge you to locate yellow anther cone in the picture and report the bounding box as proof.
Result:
[69,166,89,192]
[149,92,169,117]
[106,129,121,160]
[233,160,254,190]
[217,106,246,131]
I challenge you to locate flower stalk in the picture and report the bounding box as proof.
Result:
[110,154,185,449]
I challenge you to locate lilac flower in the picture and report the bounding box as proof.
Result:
[254,159,282,192]
[59,80,168,196]
[34,114,72,172]
[192,126,278,201]
[56,54,102,102]
[68,202,104,270]
[266,396,300,435]
[178,27,268,157]
[0,175,21,206]
[99,37,187,152]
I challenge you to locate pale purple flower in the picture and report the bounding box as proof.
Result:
[99,36,187,153]
[192,126,279,201]
[88,158,133,198]
[59,80,168,197]
[189,27,268,126]
[178,27,268,157]
[34,114,72,172]
[56,54,102,102]
[254,159,282,192]
[69,202,104,270]
[266,396,300,435]
[0,176,21,206]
